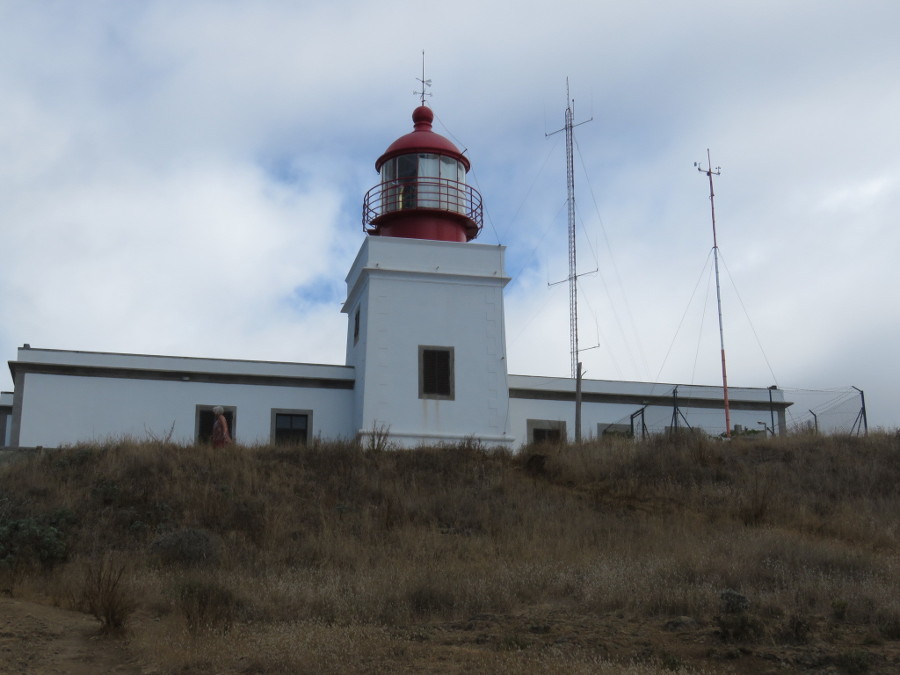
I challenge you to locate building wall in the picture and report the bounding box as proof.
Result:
[0,392,12,447]
[15,373,355,447]
[9,349,356,448]
[508,397,786,444]
[344,237,513,447]
[508,375,789,445]
[6,349,790,448]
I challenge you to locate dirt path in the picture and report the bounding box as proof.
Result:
[0,597,144,674]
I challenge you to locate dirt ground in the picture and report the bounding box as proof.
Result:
[391,609,900,674]
[2,596,898,674]
[0,597,144,675]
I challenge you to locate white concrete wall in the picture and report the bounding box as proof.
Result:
[12,350,356,447]
[17,372,356,447]
[507,375,789,445]
[0,391,12,446]
[345,237,513,447]
[508,397,783,444]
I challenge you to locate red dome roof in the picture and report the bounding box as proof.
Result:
[375,106,470,172]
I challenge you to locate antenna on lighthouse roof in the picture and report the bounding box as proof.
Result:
[414,50,432,106]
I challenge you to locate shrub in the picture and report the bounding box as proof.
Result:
[176,577,241,635]
[79,554,135,631]
[719,589,749,614]
[1,434,898,672]
[832,598,849,621]
[736,468,772,525]
[779,614,812,645]
[90,478,122,506]
[407,583,455,618]
[0,517,68,571]
[876,609,900,640]
[833,650,873,674]
[716,612,764,642]
[149,528,223,568]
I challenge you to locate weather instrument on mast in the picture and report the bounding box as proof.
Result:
[695,150,731,437]
[414,50,432,106]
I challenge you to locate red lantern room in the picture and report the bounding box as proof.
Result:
[363,106,483,242]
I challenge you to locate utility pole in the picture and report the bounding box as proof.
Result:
[630,405,648,440]
[696,151,731,438]
[575,362,582,442]
[851,386,868,437]
[671,386,679,433]
[768,385,778,436]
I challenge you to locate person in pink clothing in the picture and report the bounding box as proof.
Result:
[211,406,231,448]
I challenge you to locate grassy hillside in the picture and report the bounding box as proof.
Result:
[1,432,898,673]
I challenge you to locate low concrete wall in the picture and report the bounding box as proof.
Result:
[0,448,45,465]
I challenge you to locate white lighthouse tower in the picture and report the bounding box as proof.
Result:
[342,105,512,447]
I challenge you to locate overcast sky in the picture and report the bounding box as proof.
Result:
[2,1,898,432]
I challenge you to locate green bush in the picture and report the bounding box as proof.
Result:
[0,517,68,571]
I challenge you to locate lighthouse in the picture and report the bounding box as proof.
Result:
[3,100,793,449]
[363,105,482,243]
[343,105,513,447]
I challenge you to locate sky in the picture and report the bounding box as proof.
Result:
[2,0,898,433]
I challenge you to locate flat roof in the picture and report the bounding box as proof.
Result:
[508,374,791,410]
[10,347,355,390]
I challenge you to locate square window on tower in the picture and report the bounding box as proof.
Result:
[419,346,454,400]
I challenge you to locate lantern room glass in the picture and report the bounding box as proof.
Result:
[380,154,466,215]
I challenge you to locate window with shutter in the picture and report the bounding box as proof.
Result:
[419,346,454,400]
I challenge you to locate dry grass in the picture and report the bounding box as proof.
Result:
[77,552,136,632]
[1,432,898,672]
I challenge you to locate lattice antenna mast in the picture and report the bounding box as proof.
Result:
[545,82,594,440]
[564,84,579,379]
[414,50,432,106]
[547,80,592,379]
[695,150,731,437]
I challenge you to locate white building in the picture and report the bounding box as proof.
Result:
[2,105,789,449]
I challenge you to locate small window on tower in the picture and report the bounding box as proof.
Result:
[419,346,454,400]
[353,308,360,345]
